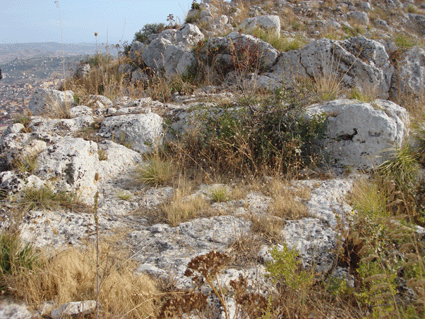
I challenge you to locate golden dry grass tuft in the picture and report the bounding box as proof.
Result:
[159,188,210,226]
[4,243,158,318]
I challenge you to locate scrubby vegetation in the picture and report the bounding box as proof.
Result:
[4,0,425,318]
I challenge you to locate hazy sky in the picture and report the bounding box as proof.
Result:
[1,0,195,45]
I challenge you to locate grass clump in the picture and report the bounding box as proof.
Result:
[160,190,209,226]
[117,190,132,201]
[12,153,39,174]
[0,230,41,292]
[249,28,306,52]
[209,185,228,203]
[136,152,174,187]
[4,243,158,318]
[19,186,81,212]
[394,34,418,51]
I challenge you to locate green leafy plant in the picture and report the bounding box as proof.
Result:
[266,245,315,296]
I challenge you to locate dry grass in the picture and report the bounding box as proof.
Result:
[160,189,210,226]
[3,242,158,318]
[41,94,72,119]
[135,152,175,187]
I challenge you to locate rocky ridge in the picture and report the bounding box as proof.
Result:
[2,0,425,318]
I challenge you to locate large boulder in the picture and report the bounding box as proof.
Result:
[391,46,425,98]
[28,88,76,116]
[262,36,393,98]
[305,99,409,169]
[98,112,164,154]
[129,40,146,64]
[35,138,99,203]
[140,24,203,77]
[408,14,425,35]
[239,15,281,37]
[199,32,280,73]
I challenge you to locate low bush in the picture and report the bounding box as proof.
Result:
[134,23,166,43]
[170,91,327,177]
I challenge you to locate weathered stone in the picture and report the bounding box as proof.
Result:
[28,115,94,133]
[98,113,164,154]
[129,40,146,64]
[0,302,32,319]
[408,14,425,35]
[239,15,281,37]
[305,99,409,169]
[35,138,99,203]
[75,63,90,78]
[132,215,251,289]
[69,105,93,118]
[392,46,425,98]
[28,88,75,116]
[51,301,97,319]
[267,37,393,98]
[201,32,280,73]
[131,68,149,84]
[347,10,369,25]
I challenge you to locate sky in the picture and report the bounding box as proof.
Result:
[1,0,195,45]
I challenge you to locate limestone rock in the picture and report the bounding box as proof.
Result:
[51,301,96,319]
[69,105,93,118]
[0,133,50,169]
[98,113,164,154]
[392,46,425,98]
[28,115,94,133]
[129,40,146,64]
[2,123,25,137]
[239,15,281,37]
[131,68,149,84]
[282,218,338,275]
[75,63,90,78]
[267,36,393,98]
[201,32,280,73]
[408,14,425,35]
[0,302,32,319]
[347,10,369,25]
[132,215,251,288]
[28,88,75,116]
[35,137,99,203]
[305,99,409,169]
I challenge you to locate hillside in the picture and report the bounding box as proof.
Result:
[1,0,425,318]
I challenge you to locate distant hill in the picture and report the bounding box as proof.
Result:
[0,42,119,64]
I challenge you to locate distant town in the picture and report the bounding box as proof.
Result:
[0,42,116,132]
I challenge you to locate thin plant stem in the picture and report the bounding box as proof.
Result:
[93,191,100,319]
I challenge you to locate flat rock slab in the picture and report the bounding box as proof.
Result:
[130,215,251,288]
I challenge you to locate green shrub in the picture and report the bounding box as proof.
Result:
[266,245,315,304]
[0,231,41,290]
[394,34,417,50]
[134,23,166,43]
[173,93,327,176]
